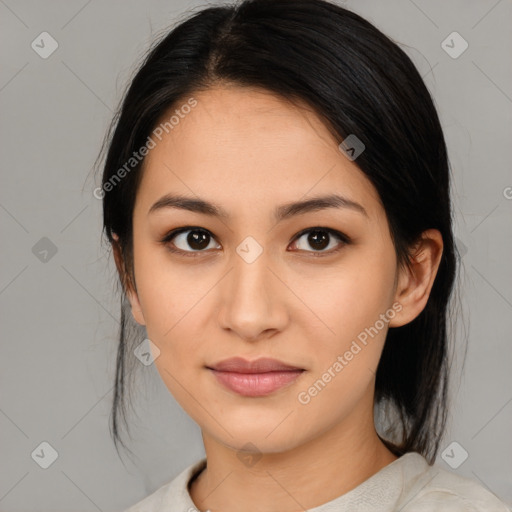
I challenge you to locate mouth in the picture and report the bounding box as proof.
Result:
[206,357,305,397]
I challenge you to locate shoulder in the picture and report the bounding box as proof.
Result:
[396,453,511,512]
[123,458,207,512]
[123,482,171,512]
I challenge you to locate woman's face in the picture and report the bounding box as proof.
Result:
[125,85,406,454]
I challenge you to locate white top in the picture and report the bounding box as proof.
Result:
[124,452,511,511]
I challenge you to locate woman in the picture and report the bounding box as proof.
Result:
[96,0,511,510]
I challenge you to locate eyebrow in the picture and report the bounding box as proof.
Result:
[148,193,368,221]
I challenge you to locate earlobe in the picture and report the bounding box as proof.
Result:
[388,229,444,328]
[125,287,146,326]
[111,233,146,326]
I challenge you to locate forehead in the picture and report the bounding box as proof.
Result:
[135,85,382,220]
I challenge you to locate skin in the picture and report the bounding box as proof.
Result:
[113,84,443,512]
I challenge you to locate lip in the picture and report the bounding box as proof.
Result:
[206,357,305,397]
[207,357,303,373]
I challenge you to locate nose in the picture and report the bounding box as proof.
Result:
[217,249,289,342]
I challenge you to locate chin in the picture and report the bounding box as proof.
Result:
[206,415,312,456]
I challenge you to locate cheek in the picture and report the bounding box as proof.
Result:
[133,245,228,372]
[292,253,396,407]
[294,263,393,416]
[133,245,202,334]
[300,250,396,347]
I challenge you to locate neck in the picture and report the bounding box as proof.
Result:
[189,404,398,512]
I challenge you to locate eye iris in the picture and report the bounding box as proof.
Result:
[188,230,210,250]
[308,230,329,250]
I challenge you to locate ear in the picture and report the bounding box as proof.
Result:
[111,233,146,326]
[388,229,444,328]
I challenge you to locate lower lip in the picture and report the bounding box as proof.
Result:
[209,369,304,397]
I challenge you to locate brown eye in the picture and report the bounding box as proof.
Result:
[290,228,349,255]
[163,227,221,254]
[161,226,349,258]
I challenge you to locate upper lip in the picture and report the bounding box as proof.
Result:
[207,357,304,373]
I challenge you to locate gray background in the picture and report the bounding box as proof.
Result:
[1,0,511,510]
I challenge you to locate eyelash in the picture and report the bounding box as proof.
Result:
[160,226,351,258]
